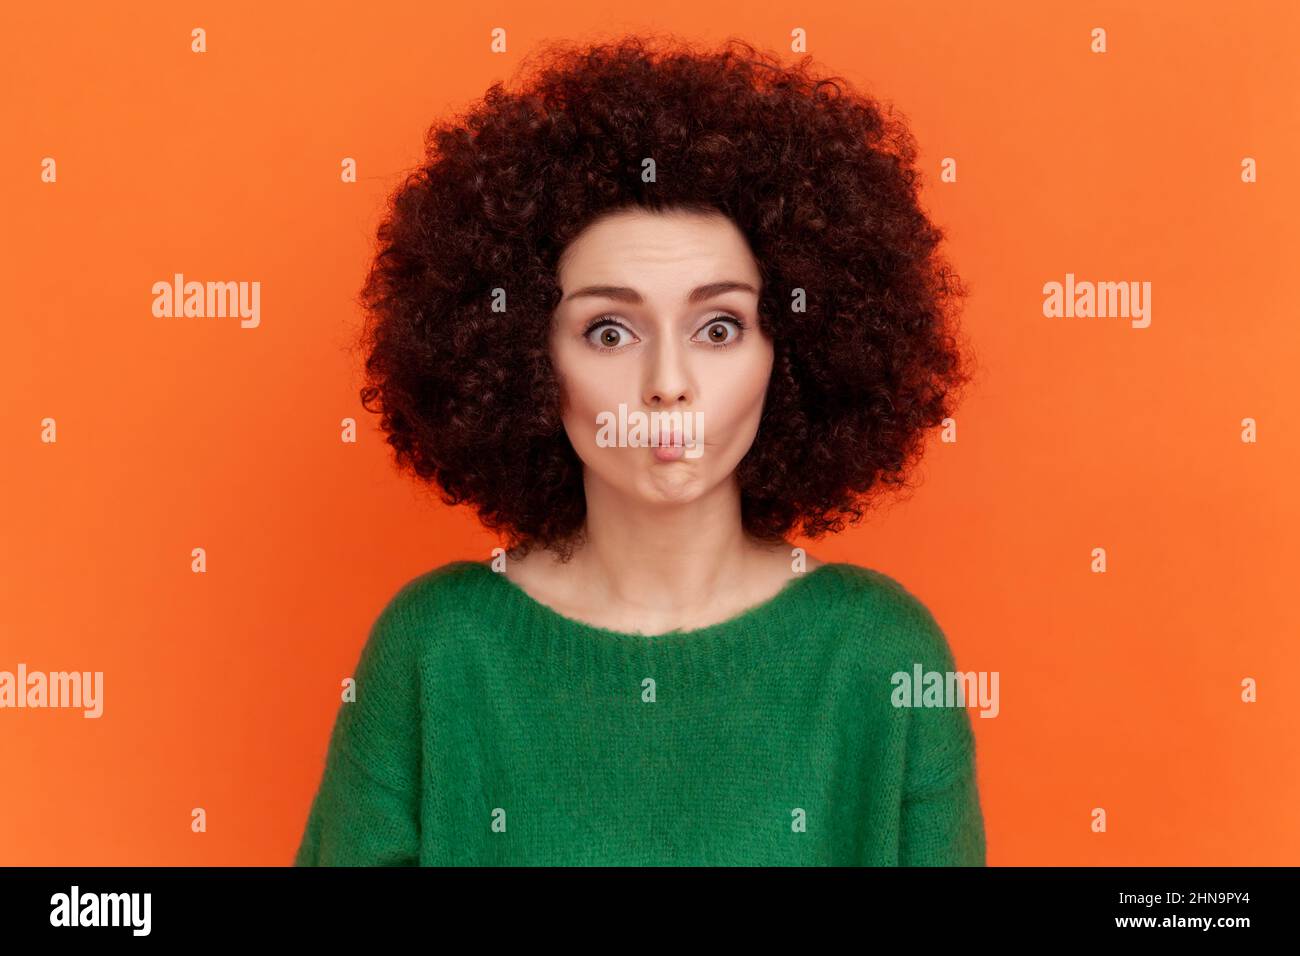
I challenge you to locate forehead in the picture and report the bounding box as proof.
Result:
[557,208,760,288]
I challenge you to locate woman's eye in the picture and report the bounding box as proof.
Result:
[585,321,634,349]
[583,315,744,350]
[695,316,743,346]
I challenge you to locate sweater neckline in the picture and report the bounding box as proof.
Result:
[476,560,840,646]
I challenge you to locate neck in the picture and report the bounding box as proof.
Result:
[556,474,787,620]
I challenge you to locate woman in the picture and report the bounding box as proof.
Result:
[295,33,985,866]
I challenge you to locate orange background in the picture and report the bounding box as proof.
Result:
[2,1,1297,865]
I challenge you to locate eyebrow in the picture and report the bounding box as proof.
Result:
[561,280,759,304]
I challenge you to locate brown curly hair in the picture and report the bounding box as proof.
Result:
[355,32,975,562]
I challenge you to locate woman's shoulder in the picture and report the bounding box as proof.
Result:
[384,558,492,610]
[360,559,494,642]
[401,557,491,590]
[816,559,930,608]
[816,561,962,667]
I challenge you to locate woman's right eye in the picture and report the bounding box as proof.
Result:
[585,320,634,350]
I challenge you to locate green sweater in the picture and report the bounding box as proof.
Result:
[293,559,987,866]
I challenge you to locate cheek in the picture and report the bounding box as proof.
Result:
[554,352,625,441]
[711,352,774,429]
[742,355,774,403]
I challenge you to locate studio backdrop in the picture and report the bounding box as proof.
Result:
[3,0,1298,865]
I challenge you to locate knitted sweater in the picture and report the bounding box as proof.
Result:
[293,559,987,866]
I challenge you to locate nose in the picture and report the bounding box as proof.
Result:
[642,332,694,407]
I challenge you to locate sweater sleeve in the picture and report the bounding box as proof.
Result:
[896,606,988,867]
[293,584,423,866]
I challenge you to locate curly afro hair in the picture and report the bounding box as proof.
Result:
[356,32,975,562]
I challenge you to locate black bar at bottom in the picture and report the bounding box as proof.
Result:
[0,865,1290,941]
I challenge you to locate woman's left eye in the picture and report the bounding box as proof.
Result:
[695,316,744,346]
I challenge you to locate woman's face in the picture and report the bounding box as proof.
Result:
[549,207,775,507]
